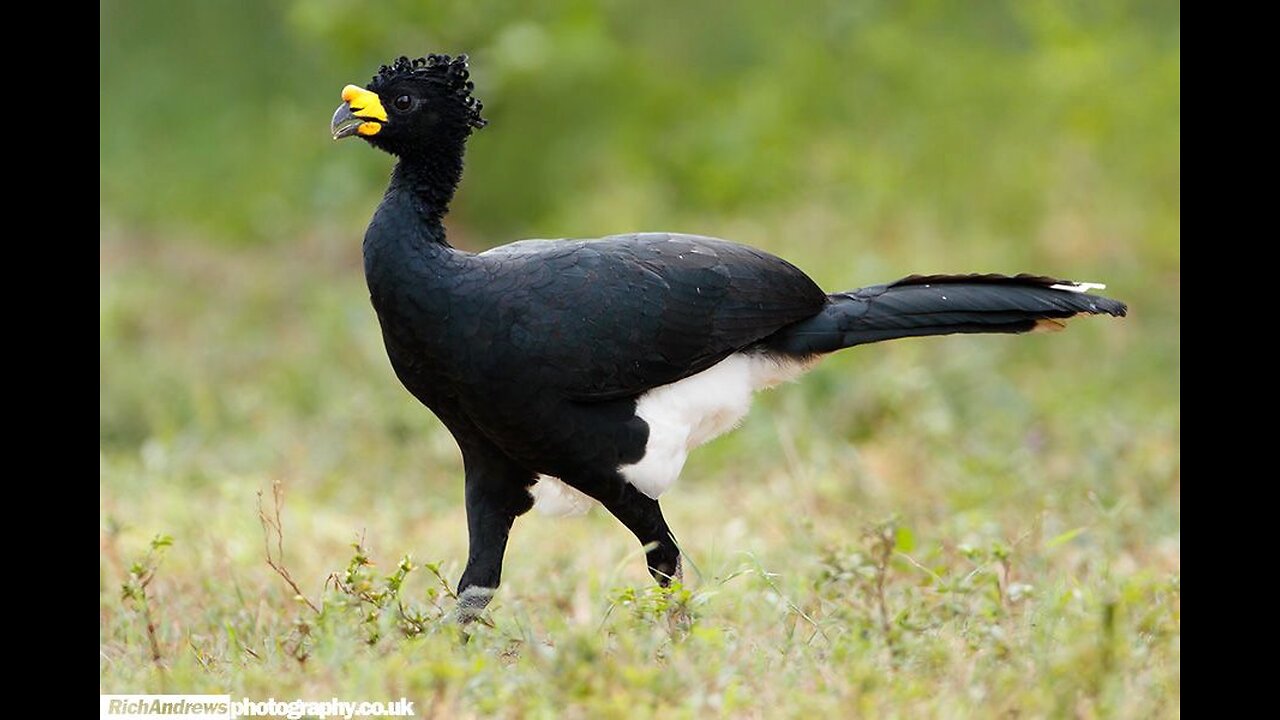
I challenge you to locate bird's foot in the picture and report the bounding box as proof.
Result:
[652,553,683,588]
[453,585,496,626]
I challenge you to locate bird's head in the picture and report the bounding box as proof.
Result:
[331,54,486,157]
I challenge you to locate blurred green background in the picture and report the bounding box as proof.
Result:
[101,1,1178,712]
[101,1,1178,253]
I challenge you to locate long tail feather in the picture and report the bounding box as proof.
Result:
[766,273,1127,355]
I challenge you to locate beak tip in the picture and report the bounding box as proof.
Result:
[331,102,366,141]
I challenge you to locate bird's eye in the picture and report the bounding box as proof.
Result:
[393,95,414,112]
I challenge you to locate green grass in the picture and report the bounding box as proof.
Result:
[100,215,1177,717]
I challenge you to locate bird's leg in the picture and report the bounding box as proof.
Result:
[455,448,534,624]
[455,501,513,623]
[590,478,682,586]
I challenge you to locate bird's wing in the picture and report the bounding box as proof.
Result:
[478,233,828,401]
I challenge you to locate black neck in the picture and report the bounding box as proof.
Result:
[388,142,466,242]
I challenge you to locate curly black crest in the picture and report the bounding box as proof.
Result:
[368,54,487,129]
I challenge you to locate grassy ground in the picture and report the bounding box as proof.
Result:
[100,208,1178,716]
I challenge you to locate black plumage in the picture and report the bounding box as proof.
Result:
[331,54,1127,620]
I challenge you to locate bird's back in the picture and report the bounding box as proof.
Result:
[466,232,829,400]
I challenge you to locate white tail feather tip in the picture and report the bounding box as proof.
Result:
[1049,281,1106,293]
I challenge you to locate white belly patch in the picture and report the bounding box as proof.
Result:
[619,353,815,499]
[529,474,596,517]
[529,352,816,516]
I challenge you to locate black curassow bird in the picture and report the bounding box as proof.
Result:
[331,54,1126,621]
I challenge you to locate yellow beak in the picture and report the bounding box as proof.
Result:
[331,85,387,140]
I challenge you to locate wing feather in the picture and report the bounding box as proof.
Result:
[479,233,826,400]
